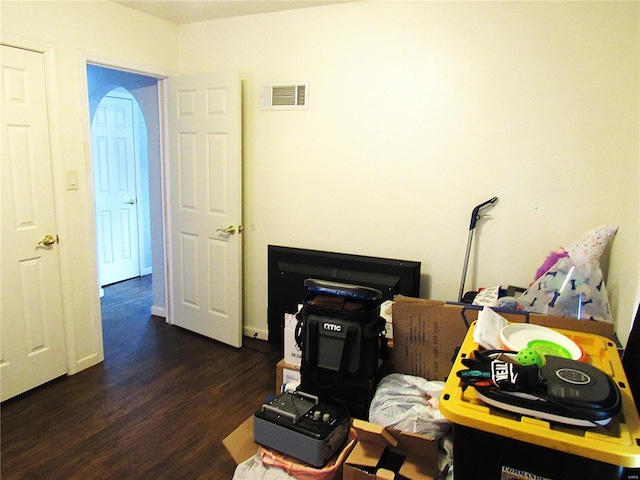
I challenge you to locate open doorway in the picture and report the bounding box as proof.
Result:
[86,64,166,320]
[92,87,150,288]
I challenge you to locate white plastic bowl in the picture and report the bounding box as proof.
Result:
[499,323,584,361]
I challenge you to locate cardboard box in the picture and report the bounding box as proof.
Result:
[391,296,616,382]
[343,418,440,480]
[222,416,258,465]
[276,358,301,392]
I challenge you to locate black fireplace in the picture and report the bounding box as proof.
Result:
[267,245,421,344]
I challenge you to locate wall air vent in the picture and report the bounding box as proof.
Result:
[261,82,309,110]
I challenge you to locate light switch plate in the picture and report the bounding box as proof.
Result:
[66,170,79,190]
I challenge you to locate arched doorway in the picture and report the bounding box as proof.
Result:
[91,87,150,287]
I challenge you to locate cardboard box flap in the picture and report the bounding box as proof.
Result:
[399,453,439,480]
[394,296,445,307]
[376,469,395,479]
[530,313,614,339]
[222,417,258,464]
[393,430,439,460]
[346,440,388,470]
[352,418,398,448]
[442,302,615,340]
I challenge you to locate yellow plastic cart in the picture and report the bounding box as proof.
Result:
[440,322,640,480]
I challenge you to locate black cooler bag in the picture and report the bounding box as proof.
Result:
[297,279,386,418]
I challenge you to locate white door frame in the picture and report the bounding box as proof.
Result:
[79,52,175,329]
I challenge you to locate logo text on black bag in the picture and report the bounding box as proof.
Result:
[323,323,343,332]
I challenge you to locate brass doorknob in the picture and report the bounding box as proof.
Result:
[38,234,57,246]
[216,225,236,235]
[216,225,243,235]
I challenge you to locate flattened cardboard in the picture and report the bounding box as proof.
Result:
[391,299,446,381]
[391,296,616,382]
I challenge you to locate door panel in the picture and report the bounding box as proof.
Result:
[1,45,67,401]
[92,93,140,286]
[168,72,242,348]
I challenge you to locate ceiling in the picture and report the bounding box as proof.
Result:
[113,1,352,25]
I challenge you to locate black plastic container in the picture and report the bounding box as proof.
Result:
[452,424,640,480]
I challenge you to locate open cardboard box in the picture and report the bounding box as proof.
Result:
[343,419,440,480]
[391,296,616,382]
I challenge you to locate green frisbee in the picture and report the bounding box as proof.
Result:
[527,339,572,359]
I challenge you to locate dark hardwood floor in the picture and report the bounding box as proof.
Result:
[1,275,282,479]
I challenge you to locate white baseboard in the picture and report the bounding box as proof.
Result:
[151,305,166,318]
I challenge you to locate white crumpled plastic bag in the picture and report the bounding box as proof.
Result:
[369,373,451,439]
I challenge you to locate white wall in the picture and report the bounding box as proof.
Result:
[178,1,639,344]
[1,1,638,357]
[1,1,178,372]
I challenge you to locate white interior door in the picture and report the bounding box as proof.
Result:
[0,45,67,401]
[167,72,243,348]
[92,91,140,286]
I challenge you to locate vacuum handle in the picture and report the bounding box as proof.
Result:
[469,196,498,230]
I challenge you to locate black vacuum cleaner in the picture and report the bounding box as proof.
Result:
[458,196,498,303]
